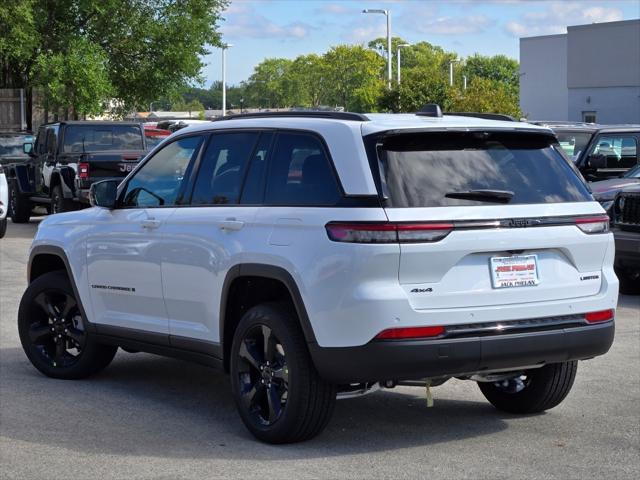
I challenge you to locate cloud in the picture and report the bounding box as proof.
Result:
[504,1,623,37]
[317,3,350,15]
[397,4,493,35]
[221,3,313,40]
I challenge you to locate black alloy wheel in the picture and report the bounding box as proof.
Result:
[236,324,289,426]
[27,289,86,369]
[18,271,118,379]
[230,303,336,443]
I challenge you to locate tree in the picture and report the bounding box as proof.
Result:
[283,54,327,107]
[322,45,385,111]
[0,0,228,117]
[449,77,521,117]
[379,69,453,113]
[244,58,293,108]
[461,54,520,91]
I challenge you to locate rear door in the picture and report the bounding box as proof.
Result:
[161,130,266,344]
[374,130,611,310]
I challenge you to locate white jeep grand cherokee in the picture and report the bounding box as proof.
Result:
[19,109,617,443]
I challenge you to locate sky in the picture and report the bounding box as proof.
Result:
[201,0,640,86]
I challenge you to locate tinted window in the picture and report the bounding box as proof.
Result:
[240,132,273,204]
[265,132,340,206]
[63,125,143,152]
[121,135,204,208]
[589,135,638,169]
[191,132,259,205]
[553,130,593,162]
[376,131,592,207]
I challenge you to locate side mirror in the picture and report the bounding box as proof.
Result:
[89,180,119,209]
[588,154,606,169]
[23,142,33,154]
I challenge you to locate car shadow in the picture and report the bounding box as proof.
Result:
[0,347,510,460]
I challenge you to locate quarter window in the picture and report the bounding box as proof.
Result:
[190,131,260,205]
[121,135,204,208]
[265,132,340,206]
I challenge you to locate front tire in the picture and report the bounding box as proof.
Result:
[230,303,336,444]
[9,179,30,223]
[478,361,578,414]
[18,270,117,379]
[0,217,6,238]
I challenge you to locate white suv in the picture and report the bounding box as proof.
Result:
[18,109,617,443]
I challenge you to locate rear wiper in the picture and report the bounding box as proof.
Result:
[445,189,515,203]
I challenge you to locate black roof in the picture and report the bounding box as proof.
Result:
[212,111,370,122]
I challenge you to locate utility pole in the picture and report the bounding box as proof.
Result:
[396,44,410,84]
[221,43,233,117]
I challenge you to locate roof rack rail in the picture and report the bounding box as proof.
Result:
[415,104,443,118]
[445,112,517,122]
[211,111,370,122]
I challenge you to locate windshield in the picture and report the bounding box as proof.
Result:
[553,130,593,162]
[0,134,33,157]
[62,125,143,152]
[375,131,592,208]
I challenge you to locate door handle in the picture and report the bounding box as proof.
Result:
[141,219,161,229]
[220,218,245,231]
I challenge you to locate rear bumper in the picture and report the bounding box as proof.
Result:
[309,321,614,384]
[613,228,640,270]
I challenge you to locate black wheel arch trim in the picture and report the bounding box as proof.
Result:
[220,263,317,352]
[28,245,96,333]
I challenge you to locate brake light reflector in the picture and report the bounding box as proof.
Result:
[325,222,453,244]
[78,162,90,180]
[375,325,445,340]
[585,309,614,323]
[575,215,609,234]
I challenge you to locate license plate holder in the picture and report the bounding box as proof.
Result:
[490,255,539,289]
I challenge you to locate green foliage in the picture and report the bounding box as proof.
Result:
[33,37,112,116]
[0,0,228,115]
[461,54,520,91]
[449,77,522,117]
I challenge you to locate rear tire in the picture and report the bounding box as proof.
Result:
[9,179,30,223]
[51,185,76,214]
[230,302,336,444]
[0,217,6,238]
[478,361,578,414]
[18,270,117,379]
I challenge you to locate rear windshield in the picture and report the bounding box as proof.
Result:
[553,130,593,162]
[374,131,592,208]
[62,125,144,152]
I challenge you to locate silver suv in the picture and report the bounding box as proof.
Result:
[19,110,617,443]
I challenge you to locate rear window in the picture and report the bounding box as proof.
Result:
[553,130,593,161]
[375,131,592,208]
[63,125,144,152]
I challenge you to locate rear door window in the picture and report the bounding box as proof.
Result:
[265,131,340,206]
[374,131,592,207]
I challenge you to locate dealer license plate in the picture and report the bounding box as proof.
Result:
[490,255,539,289]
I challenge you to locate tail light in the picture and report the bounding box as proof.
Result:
[325,222,453,244]
[375,325,445,340]
[585,309,614,323]
[575,215,609,234]
[78,162,90,180]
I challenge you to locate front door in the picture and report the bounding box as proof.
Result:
[86,134,206,335]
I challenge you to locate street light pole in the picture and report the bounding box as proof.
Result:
[396,44,410,84]
[363,9,392,89]
[221,43,233,117]
[449,59,458,87]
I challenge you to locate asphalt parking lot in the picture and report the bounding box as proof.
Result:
[1,218,639,480]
